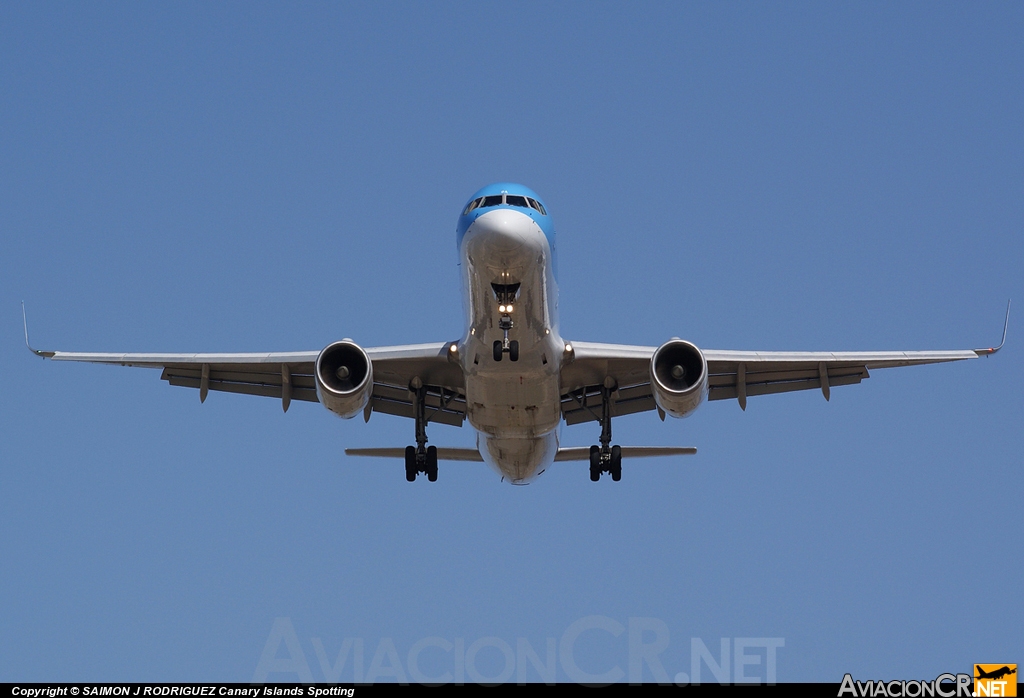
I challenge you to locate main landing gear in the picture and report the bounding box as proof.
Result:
[589,382,622,482]
[404,380,438,482]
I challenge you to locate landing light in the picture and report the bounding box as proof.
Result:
[499,305,506,313]
[506,305,513,313]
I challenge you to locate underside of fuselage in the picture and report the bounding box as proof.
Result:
[457,191,564,483]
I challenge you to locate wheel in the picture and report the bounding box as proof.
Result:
[493,340,503,361]
[509,340,519,362]
[589,445,601,481]
[405,445,417,482]
[610,445,622,481]
[426,446,438,482]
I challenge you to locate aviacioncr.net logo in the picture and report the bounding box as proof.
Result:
[838,673,973,697]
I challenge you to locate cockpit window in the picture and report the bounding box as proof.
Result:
[468,193,547,215]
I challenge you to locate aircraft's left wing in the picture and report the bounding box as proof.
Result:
[560,305,1008,423]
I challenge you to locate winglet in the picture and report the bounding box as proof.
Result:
[975,299,1010,356]
[21,302,55,358]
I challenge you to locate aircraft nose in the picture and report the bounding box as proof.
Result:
[467,208,537,253]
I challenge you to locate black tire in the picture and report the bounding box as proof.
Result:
[589,445,601,481]
[610,445,622,481]
[509,340,519,362]
[426,446,438,482]
[493,340,503,362]
[405,445,417,482]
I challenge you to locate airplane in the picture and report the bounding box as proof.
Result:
[23,183,1010,485]
[975,666,1016,681]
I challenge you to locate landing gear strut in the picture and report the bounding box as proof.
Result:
[493,284,519,362]
[404,381,438,482]
[588,382,622,481]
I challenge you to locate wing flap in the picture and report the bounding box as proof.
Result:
[346,447,482,461]
[367,382,466,427]
[708,370,866,401]
[366,343,465,391]
[706,363,868,386]
[162,366,320,403]
[554,446,696,461]
[561,381,657,426]
[561,341,653,392]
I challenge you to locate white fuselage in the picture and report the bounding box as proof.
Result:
[458,208,564,482]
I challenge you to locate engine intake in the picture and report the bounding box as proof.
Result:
[315,340,373,419]
[650,339,708,419]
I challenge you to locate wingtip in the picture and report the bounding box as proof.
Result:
[975,299,1010,357]
[21,301,53,358]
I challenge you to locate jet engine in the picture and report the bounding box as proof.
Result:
[315,340,373,419]
[650,339,708,419]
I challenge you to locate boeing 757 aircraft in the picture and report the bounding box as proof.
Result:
[24,183,1009,484]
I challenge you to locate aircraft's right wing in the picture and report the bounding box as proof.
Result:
[24,304,466,423]
[560,303,1009,422]
[30,343,466,424]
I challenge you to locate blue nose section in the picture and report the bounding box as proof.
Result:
[456,182,555,252]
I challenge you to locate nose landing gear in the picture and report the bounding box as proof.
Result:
[493,337,519,362]
[493,311,518,362]
[492,282,520,362]
[588,382,622,482]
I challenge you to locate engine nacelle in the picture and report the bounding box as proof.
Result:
[650,339,708,419]
[315,340,373,419]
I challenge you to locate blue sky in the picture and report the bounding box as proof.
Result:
[1,2,1021,683]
